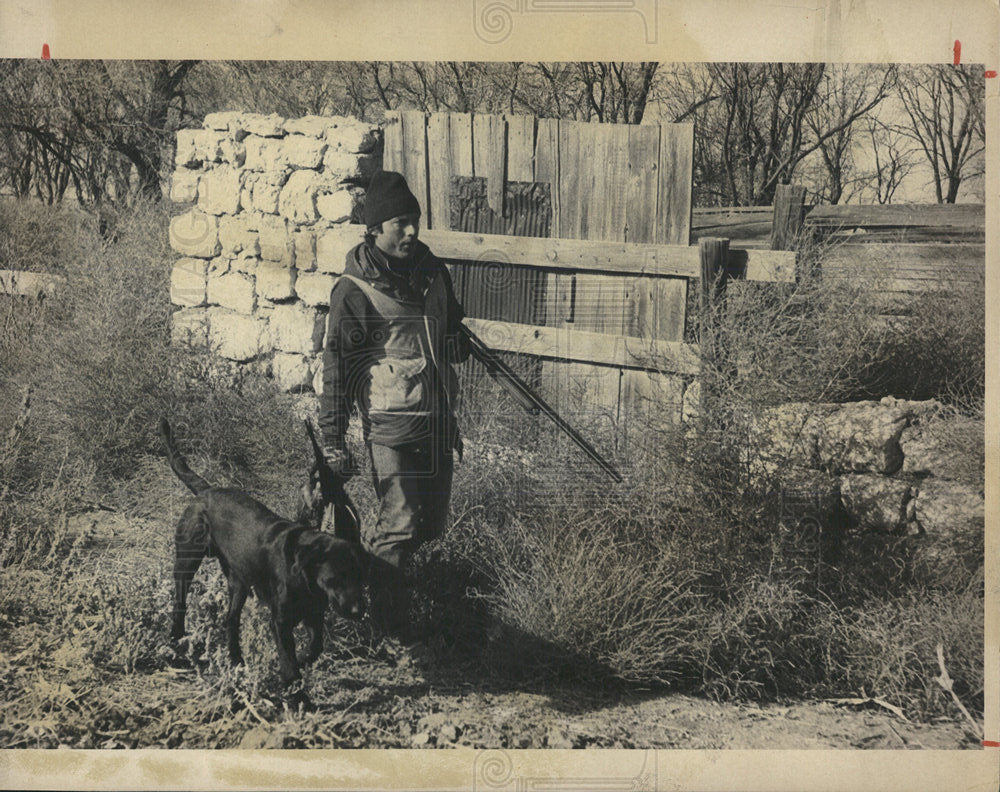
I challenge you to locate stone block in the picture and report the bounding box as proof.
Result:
[295,271,338,307]
[169,210,220,258]
[323,150,378,182]
[230,253,259,275]
[257,215,292,264]
[242,113,286,138]
[278,170,320,224]
[197,166,242,215]
[272,352,314,391]
[251,177,282,214]
[169,169,200,203]
[207,309,271,361]
[293,230,316,271]
[218,215,260,257]
[171,307,209,347]
[269,302,325,355]
[816,401,908,475]
[326,121,380,154]
[208,255,232,276]
[282,136,327,170]
[316,189,356,224]
[176,129,226,167]
[243,136,283,172]
[912,479,984,536]
[257,262,297,301]
[207,271,256,315]
[748,403,835,477]
[284,115,338,138]
[840,474,912,531]
[219,137,246,168]
[316,225,364,273]
[204,111,244,131]
[170,257,209,307]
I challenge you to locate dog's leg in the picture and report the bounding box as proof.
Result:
[297,611,325,666]
[171,505,208,642]
[271,608,301,686]
[226,578,249,665]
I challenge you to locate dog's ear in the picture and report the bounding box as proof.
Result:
[288,531,332,583]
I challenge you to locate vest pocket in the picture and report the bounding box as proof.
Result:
[369,356,428,413]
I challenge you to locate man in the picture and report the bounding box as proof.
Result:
[318,170,469,642]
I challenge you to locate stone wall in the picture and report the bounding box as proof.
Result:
[749,397,984,538]
[167,111,382,392]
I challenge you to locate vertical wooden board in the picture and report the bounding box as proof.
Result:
[625,125,660,244]
[472,114,507,214]
[650,279,688,342]
[535,117,562,333]
[620,370,684,450]
[382,110,403,173]
[400,110,429,220]
[426,112,452,231]
[573,123,629,337]
[557,120,585,240]
[506,114,535,182]
[622,125,661,347]
[655,123,694,344]
[657,123,694,246]
[534,118,560,238]
[449,113,474,178]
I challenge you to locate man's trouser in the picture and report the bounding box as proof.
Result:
[365,440,454,639]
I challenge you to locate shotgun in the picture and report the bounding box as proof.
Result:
[304,420,361,544]
[460,324,623,483]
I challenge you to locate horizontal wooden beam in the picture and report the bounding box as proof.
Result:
[805,203,985,230]
[423,228,795,283]
[465,317,702,375]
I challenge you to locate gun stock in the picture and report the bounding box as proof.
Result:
[460,324,622,483]
[304,420,361,543]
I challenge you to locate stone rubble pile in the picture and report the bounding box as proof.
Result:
[749,396,984,538]
[168,111,382,392]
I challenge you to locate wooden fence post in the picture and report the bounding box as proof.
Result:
[698,237,731,416]
[770,184,807,251]
[699,236,730,330]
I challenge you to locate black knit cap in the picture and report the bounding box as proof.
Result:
[364,171,421,228]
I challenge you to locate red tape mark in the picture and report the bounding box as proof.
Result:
[986,71,998,78]
[41,43,50,60]
[983,740,1000,748]
[954,40,961,65]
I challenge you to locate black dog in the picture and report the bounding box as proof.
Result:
[161,418,363,689]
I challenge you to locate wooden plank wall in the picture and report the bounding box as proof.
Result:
[383,111,696,437]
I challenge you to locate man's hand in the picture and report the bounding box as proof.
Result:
[322,444,358,477]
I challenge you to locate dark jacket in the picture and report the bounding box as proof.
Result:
[319,239,469,450]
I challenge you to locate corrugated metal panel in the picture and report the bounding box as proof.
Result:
[448,176,551,326]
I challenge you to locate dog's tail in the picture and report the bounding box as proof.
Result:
[160,417,213,495]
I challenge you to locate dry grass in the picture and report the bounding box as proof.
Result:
[0,200,985,749]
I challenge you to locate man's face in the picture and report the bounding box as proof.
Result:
[373,212,420,259]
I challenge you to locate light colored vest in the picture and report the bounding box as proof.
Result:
[340,273,459,426]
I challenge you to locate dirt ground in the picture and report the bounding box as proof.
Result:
[1,511,980,751]
[231,650,977,750]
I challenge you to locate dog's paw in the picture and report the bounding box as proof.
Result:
[281,679,315,714]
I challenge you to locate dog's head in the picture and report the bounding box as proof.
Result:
[290,532,365,620]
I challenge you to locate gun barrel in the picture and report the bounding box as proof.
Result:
[461,325,622,483]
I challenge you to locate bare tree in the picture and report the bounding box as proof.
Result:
[0,60,198,206]
[652,63,895,206]
[862,117,916,204]
[805,65,898,204]
[896,64,985,203]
